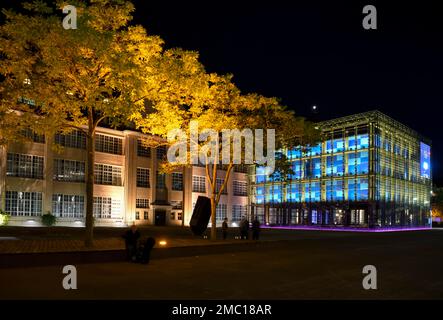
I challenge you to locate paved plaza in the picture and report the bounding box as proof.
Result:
[0,228,442,299]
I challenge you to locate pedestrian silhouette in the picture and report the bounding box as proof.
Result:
[137,237,156,264]
[122,223,140,261]
[252,218,261,240]
[222,217,228,240]
[240,216,249,240]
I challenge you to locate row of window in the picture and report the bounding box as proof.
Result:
[22,128,45,144]
[55,132,149,156]
[287,134,420,163]
[6,153,247,193]
[5,192,121,218]
[192,202,247,222]
[257,152,370,183]
[191,176,248,196]
[5,191,246,220]
[19,132,254,172]
[255,178,370,203]
[135,169,171,189]
[55,132,122,154]
[286,134,370,159]
[134,210,183,221]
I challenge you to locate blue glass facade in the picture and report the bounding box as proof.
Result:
[251,111,432,229]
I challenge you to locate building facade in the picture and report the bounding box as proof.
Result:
[251,111,432,229]
[0,127,248,227]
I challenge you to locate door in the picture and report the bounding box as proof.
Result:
[155,209,166,226]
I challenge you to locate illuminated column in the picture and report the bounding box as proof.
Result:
[0,145,5,211]
[124,133,135,225]
[183,166,193,226]
[43,134,53,215]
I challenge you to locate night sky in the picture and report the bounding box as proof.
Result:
[131,0,443,185]
[2,0,442,185]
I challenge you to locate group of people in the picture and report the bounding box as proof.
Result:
[122,224,156,264]
[123,216,261,262]
[222,216,261,240]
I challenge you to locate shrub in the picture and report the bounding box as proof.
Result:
[41,212,57,227]
[0,210,10,226]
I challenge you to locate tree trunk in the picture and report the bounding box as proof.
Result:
[210,194,217,240]
[85,125,95,247]
[181,166,186,227]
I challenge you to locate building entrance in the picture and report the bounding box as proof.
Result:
[155,210,166,226]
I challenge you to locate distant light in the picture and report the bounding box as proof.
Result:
[159,240,167,246]
[312,105,317,110]
[231,222,238,227]
[73,220,83,228]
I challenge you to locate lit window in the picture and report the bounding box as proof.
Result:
[53,159,85,182]
[95,134,122,155]
[137,168,150,188]
[6,153,44,180]
[192,176,206,193]
[172,172,183,191]
[233,181,247,196]
[5,191,42,217]
[52,194,84,218]
[136,199,149,209]
[95,164,122,186]
[137,139,151,157]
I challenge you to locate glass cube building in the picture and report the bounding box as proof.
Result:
[251,111,432,230]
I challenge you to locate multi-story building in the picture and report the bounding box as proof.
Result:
[0,127,249,227]
[251,111,432,230]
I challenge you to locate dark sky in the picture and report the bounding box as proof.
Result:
[2,0,443,185]
[130,0,443,185]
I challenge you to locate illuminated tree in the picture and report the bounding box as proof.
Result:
[134,61,319,240]
[1,0,319,244]
[0,0,182,246]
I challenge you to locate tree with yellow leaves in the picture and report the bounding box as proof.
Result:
[133,58,319,240]
[0,0,201,246]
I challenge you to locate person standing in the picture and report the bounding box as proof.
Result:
[222,217,228,240]
[138,237,156,264]
[122,223,141,261]
[252,218,261,240]
[240,216,250,240]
